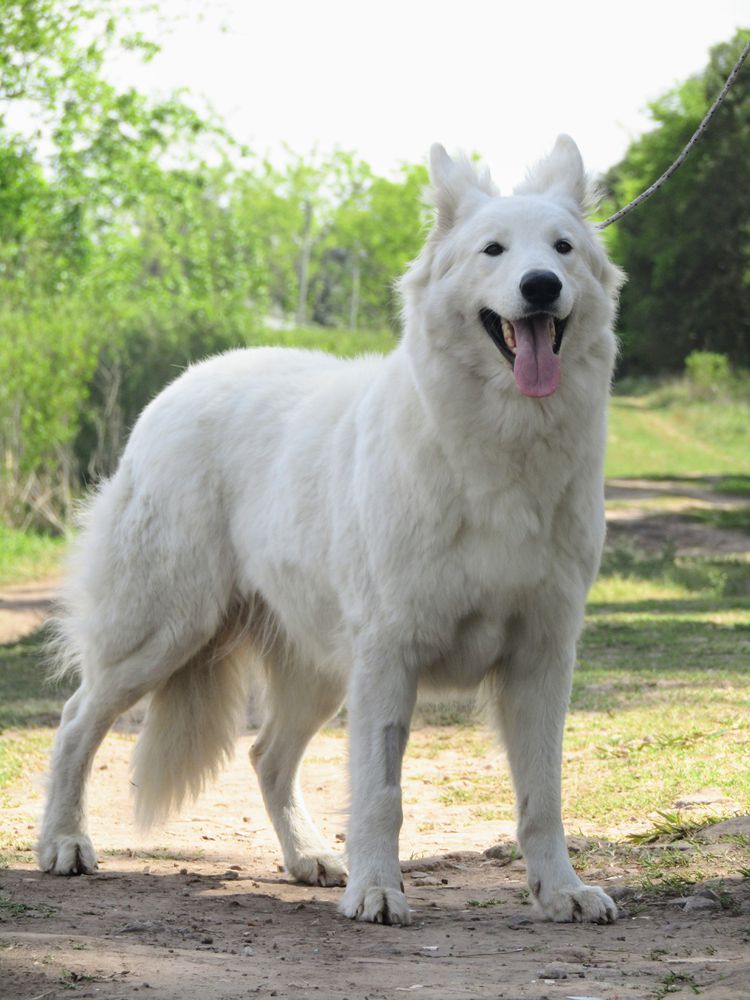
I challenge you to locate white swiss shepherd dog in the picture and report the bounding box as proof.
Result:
[39,136,624,927]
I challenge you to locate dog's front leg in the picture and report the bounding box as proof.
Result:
[497,638,617,924]
[339,650,417,926]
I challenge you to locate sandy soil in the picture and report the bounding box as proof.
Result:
[0,576,60,646]
[2,481,749,999]
[3,728,750,1000]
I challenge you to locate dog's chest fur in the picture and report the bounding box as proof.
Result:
[404,442,595,689]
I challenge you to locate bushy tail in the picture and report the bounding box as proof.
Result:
[132,635,251,829]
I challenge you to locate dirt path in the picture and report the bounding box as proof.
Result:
[604,479,750,556]
[4,729,749,1000]
[2,482,749,999]
[0,576,60,646]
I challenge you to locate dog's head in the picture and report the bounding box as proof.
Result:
[401,136,624,400]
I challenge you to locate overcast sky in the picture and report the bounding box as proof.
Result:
[105,1,748,189]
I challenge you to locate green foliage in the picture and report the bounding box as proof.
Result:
[607,375,750,478]
[603,30,750,374]
[0,3,425,527]
[244,325,396,356]
[5,7,743,531]
[685,350,732,395]
[627,810,723,845]
[0,525,65,583]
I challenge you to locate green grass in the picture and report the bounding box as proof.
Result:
[0,631,74,808]
[0,525,65,585]
[567,550,750,826]
[607,379,750,478]
[654,972,702,998]
[712,476,750,497]
[687,505,750,535]
[0,892,57,920]
[0,631,72,732]
[246,324,397,357]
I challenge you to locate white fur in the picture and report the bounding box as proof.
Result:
[39,137,623,927]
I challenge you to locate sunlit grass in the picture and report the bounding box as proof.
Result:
[246,324,397,357]
[607,380,750,478]
[0,525,65,585]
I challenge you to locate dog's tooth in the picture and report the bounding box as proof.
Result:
[501,318,516,351]
[548,316,556,343]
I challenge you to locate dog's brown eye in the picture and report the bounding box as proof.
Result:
[482,242,504,256]
[555,239,573,255]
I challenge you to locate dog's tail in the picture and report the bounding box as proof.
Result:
[132,625,251,830]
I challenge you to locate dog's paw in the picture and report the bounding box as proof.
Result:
[339,884,411,925]
[288,851,348,887]
[38,834,97,875]
[536,882,617,924]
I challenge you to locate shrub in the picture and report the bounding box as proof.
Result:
[684,351,732,398]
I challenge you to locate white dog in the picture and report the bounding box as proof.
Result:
[39,136,623,927]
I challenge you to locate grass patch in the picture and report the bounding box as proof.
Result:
[0,630,74,811]
[101,847,205,861]
[0,525,66,585]
[654,971,702,998]
[567,540,750,826]
[607,379,750,478]
[247,324,397,357]
[0,892,57,921]
[686,505,750,535]
[628,811,723,846]
[713,476,750,497]
[0,630,73,731]
[0,849,34,869]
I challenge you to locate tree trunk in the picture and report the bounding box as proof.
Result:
[349,252,361,331]
[295,200,313,326]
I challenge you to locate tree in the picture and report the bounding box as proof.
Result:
[602,30,750,374]
[0,2,431,528]
[0,1,261,524]
[308,158,429,330]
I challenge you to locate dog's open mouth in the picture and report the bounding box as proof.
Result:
[479,307,568,398]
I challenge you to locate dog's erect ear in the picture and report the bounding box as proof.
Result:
[429,143,496,234]
[515,135,596,214]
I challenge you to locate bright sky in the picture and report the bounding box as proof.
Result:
[108,1,748,189]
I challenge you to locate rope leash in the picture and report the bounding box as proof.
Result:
[595,38,750,231]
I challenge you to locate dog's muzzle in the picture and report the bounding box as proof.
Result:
[479,308,567,398]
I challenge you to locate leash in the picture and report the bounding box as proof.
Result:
[596,38,750,230]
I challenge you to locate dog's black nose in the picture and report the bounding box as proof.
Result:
[520,270,562,308]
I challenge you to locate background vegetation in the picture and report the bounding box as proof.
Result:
[601,30,750,374]
[0,4,747,537]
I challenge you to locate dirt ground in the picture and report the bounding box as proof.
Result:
[0,576,60,646]
[604,478,750,556]
[3,727,750,1000]
[2,481,749,1000]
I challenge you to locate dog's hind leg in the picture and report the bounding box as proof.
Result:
[38,630,201,875]
[250,661,347,887]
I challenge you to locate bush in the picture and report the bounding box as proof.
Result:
[684,351,732,398]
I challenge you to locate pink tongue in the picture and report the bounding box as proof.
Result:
[512,316,560,397]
